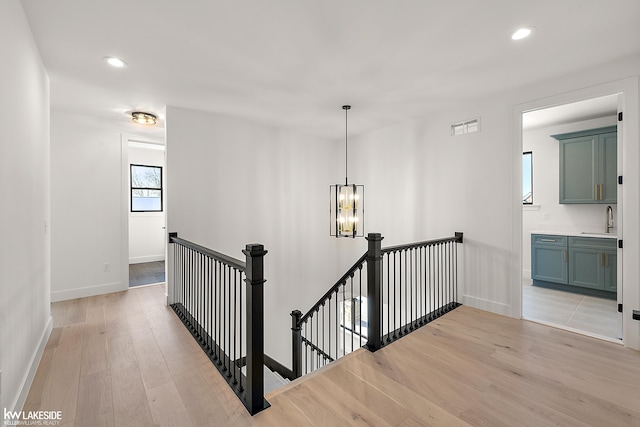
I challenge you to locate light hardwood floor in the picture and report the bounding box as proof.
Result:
[24,285,640,426]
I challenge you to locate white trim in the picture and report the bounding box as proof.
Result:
[10,316,52,412]
[120,134,129,295]
[523,318,622,344]
[51,281,125,302]
[129,255,165,264]
[462,295,512,316]
[523,205,540,211]
[513,76,639,351]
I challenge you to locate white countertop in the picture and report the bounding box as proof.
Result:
[531,230,617,239]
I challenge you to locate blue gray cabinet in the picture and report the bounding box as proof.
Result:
[568,237,617,291]
[532,234,616,293]
[531,234,568,284]
[553,126,617,204]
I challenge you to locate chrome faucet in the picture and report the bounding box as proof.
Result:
[606,205,614,234]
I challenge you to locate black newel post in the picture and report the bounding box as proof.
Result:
[243,243,268,415]
[290,310,302,378]
[365,233,383,352]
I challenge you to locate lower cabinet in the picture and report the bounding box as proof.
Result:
[532,234,616,293]
[531,235,567,284]
[568,237,617,292]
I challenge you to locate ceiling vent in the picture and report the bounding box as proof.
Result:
[451,118,480,136]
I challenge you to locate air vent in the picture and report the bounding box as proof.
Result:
[451,118,480,136]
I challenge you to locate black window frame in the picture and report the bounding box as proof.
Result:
[523,151,533,205]
[130,164,163,212]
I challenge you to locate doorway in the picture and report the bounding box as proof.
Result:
[127,139,166,287]
[520,94,622,341]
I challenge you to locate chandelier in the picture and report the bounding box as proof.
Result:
[330,105,364,238]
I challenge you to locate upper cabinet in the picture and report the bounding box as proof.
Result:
[553,126,617,204]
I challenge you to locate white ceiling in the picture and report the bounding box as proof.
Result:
[19,0,640,139]
[523,94,619,130]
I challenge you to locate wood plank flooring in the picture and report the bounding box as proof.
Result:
[24,285,640,426]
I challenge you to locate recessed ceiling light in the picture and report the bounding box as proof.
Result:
[104,56,127,68]
[131,111,157,125]
[512,27,535,40]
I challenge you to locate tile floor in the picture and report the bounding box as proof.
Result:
[129,261,165,287]
[522,278,619,340]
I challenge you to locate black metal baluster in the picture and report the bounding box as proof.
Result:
[335,289,338,360]
[233,268,237,384]
[438,243,442,314]
[454,239,458,304]
[342,282,346,356]
[328,295,332,361]
[403,249,407,334]
[393,251,397,339]
[209,257,214,356]
[315,309,319,370]
[217,260,222,365]
[409,248,413,330]
[239,270,244,392]
[350,275,354,353]
[358,265,362,347]
[386,253,390,342]
[304,320,308,375]
[322,302,325,367]
[227,264,231,372]
[427,245,433,321]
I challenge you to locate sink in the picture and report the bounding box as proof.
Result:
[580,232,615,237]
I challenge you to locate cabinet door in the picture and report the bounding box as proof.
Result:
[604,249,617,292]
[559,136,597,203]
[532,246,568,284]
[568,247,604,290]
[599,132,617,203]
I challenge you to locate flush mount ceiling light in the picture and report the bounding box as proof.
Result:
[330,105,364,238]
[512,27,535,40]
[104,56,127,68]
[131,111,157,125]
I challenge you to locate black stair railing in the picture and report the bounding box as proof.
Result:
[168,232,269,415]
[291,232,463,378]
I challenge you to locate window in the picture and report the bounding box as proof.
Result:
[523,152,533,204]
[131,164,163,212]
[451,118,480,136]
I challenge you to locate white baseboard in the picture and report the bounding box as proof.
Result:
[462,294,513,317]
[51,281,126,302]
[11,316,52,412]
[129,255,165,264]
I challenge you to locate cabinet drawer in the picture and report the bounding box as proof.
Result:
[569,237,616,249]
[532,235,567,247]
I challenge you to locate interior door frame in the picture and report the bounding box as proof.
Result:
[511,77,639,350]
[120,134,166,292]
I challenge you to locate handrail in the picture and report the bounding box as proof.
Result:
[381,234,462,254]
[301,336,335,363]
[298,252,367,324]
[170,234,246,270]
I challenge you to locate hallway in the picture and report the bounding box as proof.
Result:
[24,285,640,426]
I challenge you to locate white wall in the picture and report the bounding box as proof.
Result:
[348,55,639,350]
[50,112,163,301]
[166,106,351,365]
[128,145,166,264]
[522,116,617,276]
[0,0,51,412]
